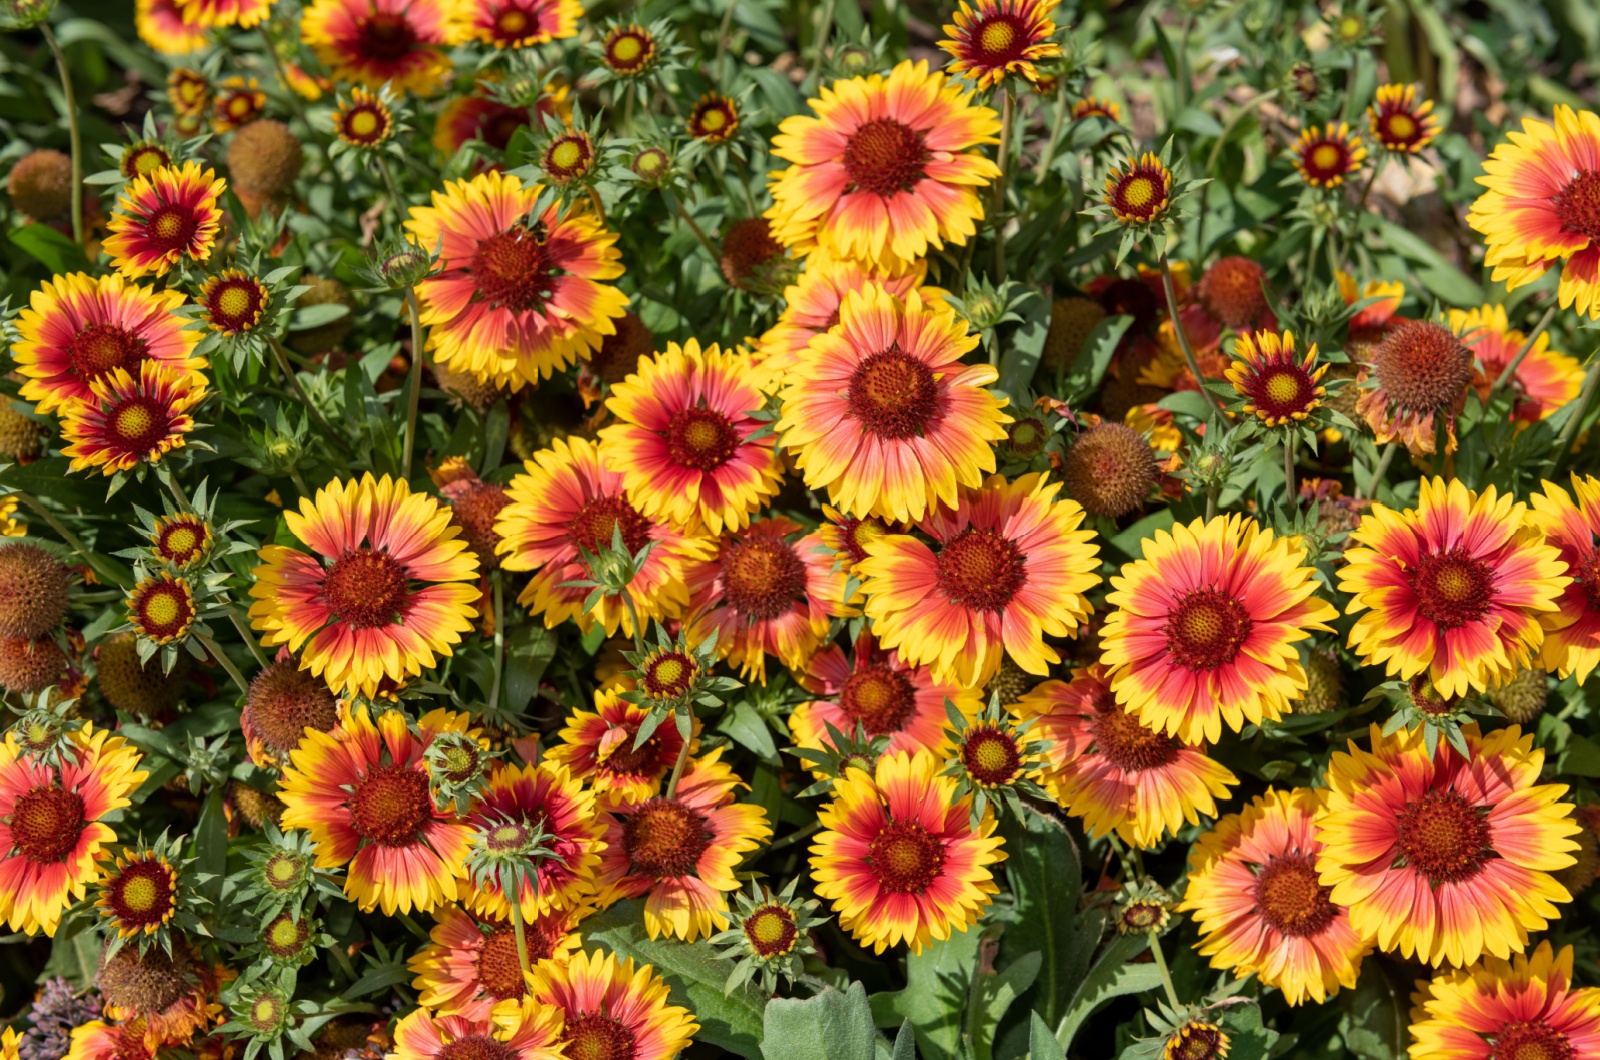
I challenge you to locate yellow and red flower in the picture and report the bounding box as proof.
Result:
[167,68,210,115]
[66,1022,153,1060]
[778,285,1009,523]
[13,271,206,414]
[1468,105,1600,320]
[247,473,480,698]
[302,0,460,94]
[754,255,928,385]
[1292,122,1366,188]
[136,0,208,53]
[858,473,1099,688]
[405,172,628,389]
[1409,942,1600,1060]
[815,505,899,578]
[598,341,783,535]
[1072,96,1121,122]
[332,88,395,148]
[463,760,605,919]
[61,362,206,476]
[390,998,564,1060]
[938,0,1061,90]
[172,0,270,28]
[791,630,981,762]
[1316,722,1579,967]
[1338,477,1569,699]
[198,270,269,335]
[1011,667,1238,847]
[128,573,196,644]
[278,706,477,915]
[600,24,657,77]
[1366,83,1440,154]
[1456,303,1584,424]
[545,689,698,806]
[1102,153,1173,226]
[809,750,1004,953]
[94,849,179,938]
[409,904,586,1020]
[432,84,569,156]
[1529,475,1600,685]
[0,724,146,936]
[593,748,770,942]
[104,162,226,279]
[1179,788,1368,1006]
[211,77,266,132]
[463,0,580,49]
[687,93,740,144]
[1100,514,1337,745]
[685,518,852,682]
[530,950,698,1060]
[495,437,713,636]
[766,60,1000,268]
[1225,329,1328,426]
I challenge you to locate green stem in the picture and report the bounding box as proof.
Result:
[39,24,83,247]
[1205,483,1217,521]
[1159,257,1225,415]
[16,492,121,586]
[1359,441,1397,500]
[1491,304,1557,394]
[197,631,250,694]
[1032,79,1071,182]
[160,468,191,510]
[487,573,505,717]
[664,725,693,799]
[401,288,425,479]
[506,882,532,980]
[620,590,645,654]
[289,466,312,501]
[991,87,1015,281]
[260,29,310,129]
[376,154,407,219]
[226,605,271,670]
[667,191,719,262]
[268,336,340,442]
[1147,932,1182,1010]
[766,819,822,852]
[714,0,738,83]
[1355,153,1385,213]
[1554,356,1600,468]
[1283,435,1296,505]
[810,0,838,69]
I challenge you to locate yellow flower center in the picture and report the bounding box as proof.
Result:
[1310,144,1342,172]
[350,110,380,137]
[611,35,642,62]
[550,140,584,170]
[1386,113,1416,141]
[1122,176,1156,208]
[699,108,728,132]
[143,591,181,628]
[978,19,1017,54]
[1264,369,1303,406]
[563,1016,634,1060]
[269,917,302,948]
[165,527,198,557]
[496,8,528,33]
[749,908,790,946]
[153,212,184,240]
[115,403,158,441]
[217,286,253,319]
[1337,14,1362,38]
[120,874,159,912]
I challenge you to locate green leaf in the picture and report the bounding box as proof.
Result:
[1157,390,1215,421]
[968,950,1041,1060]
[761,982,880,1060]
[998,294,1051,400]
[1065,314,1133,399]
[9,224,91,274]
[195,787,228,905]
[718,700,780,763]
[581,899,767,1057]
[1028,1012,1061,1060]
[344,960,414,999]
[998,814,1100,1031]
[1054,934,1156,1051]
[892,1020,917,1060]
[288,303,352,330]
[503,623,556,714]
[1218,1003,1278,1060]
[1558,734,1600,777]
[869,929,982,1060]
[1337,956,1408,1060]
[1110,509,1176,561]
[1372,220,1483,306]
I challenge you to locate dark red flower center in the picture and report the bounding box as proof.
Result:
[356,12,419,62]
[1302,138,1350,179]
[846,346,939,440]
[471,228,553,313]
[642,651,695,699]
[543,134,593,180]
[339,103,390,145]
[839,663,917,735]
[490,2,540,40]
[1165,588,1252,671]
[1243,363,1317,420]
[1253,852,1336,937]
[838,516,888,566]
[867,820,944,894]
[107,397,177,456]
[206,277,265,333]
[1108,166,1168,222]
[436,1033,517,1060]
[349,763,433,847]
[743,903,799,957]
[107,858,176,929]
[563,1014,636,1060]
[1091,702,1180,772]
[965,14,1030,64]
[9,785,85,863]
[1395,788,1493,884]
[1168,1023,1226,1060]
[722,534,806,621]
[1575,547,1600,610]
[1378,110,1422,148]
[1409,547,1495,630]
[1371,321,1473,412]
[1489,1021,1573,1060]
[1097,279,1159,330]
[622,798,710,878]
[666,406,739,470]
[960,726,1022,786]
[476,925,532,999]
[843,118,929,197]
[571,494,653,557]
[482,106,531,152]
[69,324,149,385]
[604,28,654,73]
[323,547,409,629]
[936,528,1027,612]
[134,579,194,639]
[690,99,737,141]
[1554,170,1600,242]
[122,144,172,180]
[597,719,664,776]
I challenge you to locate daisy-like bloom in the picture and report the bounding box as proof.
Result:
[404,172,628,389]
[462,761,605,920]
[1292,122,1366,188]
[409,904,586,1020]
[1367,83,1440,154]
[1409,942,1600,1060]
[1071,96,1121,122]
[432,85,569,155]
[545,689,697,806]
[778,286,1008,523]
[809,750,1004,954]
[1011,667,1238,847]
[13,272,205,414]
[1456,303,1584,424]
[94,849,179,938]
[766,60,1000,268]
[151,514,213,569]
[938,0,1061,90]
[1316,722,1579,967]
[66,1021,154,1060]
[593,749,770,942]
[600,23,657,77]
[61,363,205,475]
[167,68,210,114]
[815,505,898,578]
[1224,329,1328,426]
[598,341,782,535]
[211,77,265,132]
[1338,477,1569,698]
[684,518,852,682]
[247,473,480,698]
[390,998,565,1060]
[135,0,208,54]
[495,437,713,636]
[172,0,270,28]
[754,255,928,384]
[541,132,596,186]
[0,724,146,936]
[1469,106,1600,320]
[302,0,460,95]
[278,706,477,915]
[1179,788,1368,1006]
[120,142,173,182]
[103,163,226,280]
[464,0,580,48]
[331,88,395,148]
[1100,514,1337,744]
[127,572,197,644]
[198,270,269,335]
[1356,320,1475,457]
[1103,152,1174,226]
[1164,1024,1228,1060]
[858,473,1099,688]
[687,92,739,143]
[531,950,698,1060]
[790,630,981,761]
[1529,475,1600,684]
